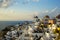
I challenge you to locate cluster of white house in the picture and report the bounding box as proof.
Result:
[1,14,60,40]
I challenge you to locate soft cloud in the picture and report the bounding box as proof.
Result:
[41,10,49,13]
[23,0,40,4]
[0,9,34,21]
[22,0,30,4]
[48,7,60,18]
[0,0,16,8]
[0,0,40,7]
[33,0,40,2]
[37,7,60,19]
[50,7,58,13]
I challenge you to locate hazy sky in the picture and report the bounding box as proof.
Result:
[0,0,60,21]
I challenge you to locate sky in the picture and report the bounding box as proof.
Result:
[0,0,60,21]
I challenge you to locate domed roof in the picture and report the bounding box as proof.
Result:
[44,15,50,18]
[56,14,60,19]
[34,16,38,18]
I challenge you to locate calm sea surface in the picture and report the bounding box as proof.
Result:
[0,21,32,31]
[0,21,25,31]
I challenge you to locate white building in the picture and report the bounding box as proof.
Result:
[56,14,60,25]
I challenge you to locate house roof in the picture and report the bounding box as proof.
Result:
[44,15,50,18]
[56,14,60,19]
